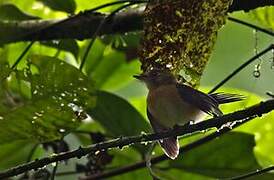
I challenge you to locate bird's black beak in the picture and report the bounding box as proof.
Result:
[133,74,146,80]
[133,75,142,80]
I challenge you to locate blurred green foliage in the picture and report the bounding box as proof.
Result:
[0,0,273,180]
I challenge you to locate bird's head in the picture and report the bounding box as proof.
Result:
[134,68,176,89]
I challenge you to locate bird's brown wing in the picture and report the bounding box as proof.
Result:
[176,84,222,117]
[147,109,179,159]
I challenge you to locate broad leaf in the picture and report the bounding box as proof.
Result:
[0,4,39,21]
[41,39,79,59]
[88,91,150,136]
[28,55,95,110]
[0,55,96,144]
[89,48,126,88]
[0,142,39,170]
[37,0,76,14]
[251,6,274,29]
[170,132,274,179]
[87,91,150,154]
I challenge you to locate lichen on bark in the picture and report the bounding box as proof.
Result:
[139,0,232,87]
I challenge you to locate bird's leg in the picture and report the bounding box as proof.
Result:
[145,142,161,179]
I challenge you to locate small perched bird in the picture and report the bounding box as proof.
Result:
[134,68,244,159]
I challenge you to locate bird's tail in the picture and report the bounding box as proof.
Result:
[209,93,245,104]
[159,136,179,160]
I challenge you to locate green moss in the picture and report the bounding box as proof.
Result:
[140,0,232,87]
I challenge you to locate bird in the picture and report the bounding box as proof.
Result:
[134,68,244,159]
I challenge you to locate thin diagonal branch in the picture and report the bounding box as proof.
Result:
[209,44,274,93]
[224,166,274,180]
[228,0,274,12]
[0,99,273,179]
[228,17,274,36]
[81,116,254,180]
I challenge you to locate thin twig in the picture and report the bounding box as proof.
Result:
[209,44,274,93]
[0,99,273,179]
[11,41,35,69]
[223,166,274,180]
[228,17,274,37]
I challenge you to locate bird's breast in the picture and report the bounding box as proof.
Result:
[147,85,204,128]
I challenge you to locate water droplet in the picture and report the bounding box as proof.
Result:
[78,78,84,81]
[31,120,35,124]
[52,40,59,45]
[59,129,66,133]
[35,112,43,117]
[95,151,100,155]
[60,103,65,107]
[33,116,38,120]
[189,63,194,68]
[61,93,66,97]
[82,87,87,91]
[189,120,195,125]
[0,116,3,120]
[51,162,57,167]
[33,90,38,95]
[253,70,260,78]
[73,98,78,102]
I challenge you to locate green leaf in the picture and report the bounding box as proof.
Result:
[0,61,11,83]
[88,91,150,136]
[37,0,76,14]
[85,45,141,91]
[208,88,274,167]
[101,33,141,60]
[89,48,126,88]
[110,149,150,180]
[28,55,95,110]
[0,142,38,170]
[0,4,40,21]
[170,132,274,179]
[40,39,79,59]
[251,6,274,29]
[0,55,96,144]
[0,99,80,144]
[83,39,107,73]
[101,60,141,91]
[87,91,150,153]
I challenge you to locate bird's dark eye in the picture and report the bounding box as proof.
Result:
[151,71,158,76]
